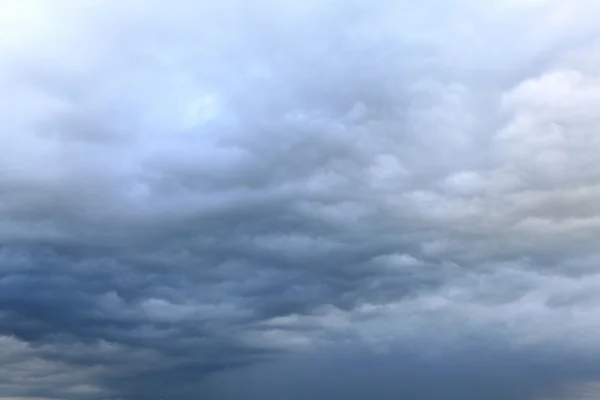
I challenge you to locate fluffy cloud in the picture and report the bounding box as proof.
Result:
[2,0,600,399]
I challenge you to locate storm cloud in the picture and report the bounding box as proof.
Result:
[3,0,600,399]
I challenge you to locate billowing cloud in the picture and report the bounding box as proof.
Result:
[2,0,600,399]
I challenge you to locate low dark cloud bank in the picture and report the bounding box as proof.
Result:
[3,0,600,399]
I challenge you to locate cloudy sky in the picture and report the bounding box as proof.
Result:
[3,0,600,399]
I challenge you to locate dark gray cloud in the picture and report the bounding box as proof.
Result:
[3,0,600,399]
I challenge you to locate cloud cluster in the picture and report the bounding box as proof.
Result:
[3,0,600,399]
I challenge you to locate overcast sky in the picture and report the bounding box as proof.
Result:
[3,0,600,399]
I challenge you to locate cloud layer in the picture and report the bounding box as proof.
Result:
[3,0,600,399]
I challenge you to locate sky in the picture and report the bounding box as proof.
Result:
[2,0,600,399]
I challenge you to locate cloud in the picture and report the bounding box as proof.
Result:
[2,0,600,399]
